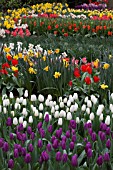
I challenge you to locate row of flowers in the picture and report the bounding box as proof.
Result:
[0,89,113,169]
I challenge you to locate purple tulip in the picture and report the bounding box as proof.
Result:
[71,129,75,135]
[39,128,45,138]
[45,114,49,123]
[61,140,66,150]
[16,132,22,141]
[71,154,78,167]
[27,126,32,135]
[106,139,111,149]
[106,127,111,136]
[69,142,75,150]
[52,139,59,149]
[103,153,110,162]
[56,151,62,162]
[62,136,67,142]
[6,117,12,126]
[84,138,88,143]
[85,142,92,152]
[69,120,76,129]
[91,132,96,142]
[46,143,51,152]
[41,151,49,161]
[24,153,31,163]
[48,125,53,133]
[51,136,56,143]
[100,122,107,131]
[66,130,70,138]
[97,155,103,166]
[21,147,26,157]
[2,142,9,152]
[37,139,43,148]
[84,123,88,130]
[14,149,19,158]
[8,159,14,169]
[9,133,14,140]
[0,138,4,148]
[28,144,34,152]
[22,133,27,142]
[31,132,35,140]
[99,132,106,141]
[87,148,92,158]
[88,128,93,135]
[17,144,22,153]
[17,124,24,131]
[56,128,62,138]
[62,153,68,163]
[37,122,42,130]
[72,135,76,142]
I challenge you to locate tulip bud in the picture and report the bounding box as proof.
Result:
[34,110,39,117]
[55,105,59,110]
[31,95,37,101]
[99,114,103,121]
[87,100,92,108]
[13,117,18,125]
[19,97,23,103]
[86,108,90,114]
[45,99,50,106]
[22,108,28,116]
[29,116,33,123]
[63,97,67,103]
[59,97,62,102]
[76,117,80,123]
[0,105,2,112]
[90,112,94,120]
[47,94,52,101]
[39,113,42,119]
[39,103,43,111]
[9,92,14,99]
[24,90,28,98]
[81,104,86,111]
[38,94,44,102]
[73,93,78,100]
[58,118,62,125]
[84,96,88,103]
[54,111,59,118]
[23,121,27,128]
[67,112,72,120]
[59,110,66,117]
[23,99,27,106]
[19,117,24,124]
[105,116,110,125]
[51,106,55,113]
[60,102,64,108]
[3,107,7,114]
[67,100,71,107]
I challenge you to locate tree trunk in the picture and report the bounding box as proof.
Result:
[108,0,113,9]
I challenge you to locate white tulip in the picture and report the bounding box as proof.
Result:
[31,95,37,101]
[99,114,103,121]
[96,108,102,116]
[59,110,66,117]
[49,101,54,107]
[16,98,20,104]
[29,116,33,123]
[84,96,88,103]
[32,106,37,113]
[63,97,67,103]
[55,105,59,110]
[19,117,24,124]
[45,99,50,106]
[86,108,90,115]
[13,117,18,125]
[69,95,74,102]
[54,111,59,118]
[9,92,14,99]
[3,99,10,106]
[73,93,78,100]
[38,94,44,102]
[90,95,95,102]
[11,111,15,117]
[105,115,110,125]
[67,100,71,107]
[70,105,75,112]
[24,90,28,98]
[111,93,113,100]
[34,110,39,117]
[47,94,52,101]
[23,121,27,128]
[90,112,94,120]
[87,100,92,108]
[22,108,28,116]
[59,97,62,102]
[87,120,91,123]
[53,101,56,106]
[39,103,43,111]
[3,107,7,114]
[19,97,23,103]
[60,102,64,108]
[58,118,62,125]
[39,113,42,119]
[23,99,27,106]
[66,107,69,112]
[51,106,55,113]
[74,103,78,111]
[76,117,80,123]
[67,112,72,120]
[81,104,86,111]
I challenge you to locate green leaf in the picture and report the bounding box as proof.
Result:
[17,88,24,97]
[78,150,86,166]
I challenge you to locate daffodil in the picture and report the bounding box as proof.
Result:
[100,84,108,90]
[28,67,36,74]
[43,66,49,72]
[4,47,10,53]
[55,49,60,54]
[54,72,61,78]
[42,56,46,61]
[11,66,18,72]
[103,63,110,69]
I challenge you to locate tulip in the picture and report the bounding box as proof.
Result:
[41,151,49,162]
[14,149,19,158]
[37,139,43,148]
[31,95,37,101]
[8,159,14,169]
[24,90,28,97]
[9,92,14,99]
[9,133,14,140]
[27,126,32,135]
[52,139,59,149]
[69,120,76,129]
[28,116,33,123]
[46,144,51,152]
[37,122,42,130]
[24,153,31,163]
[45,114,49,123]
[97,155,103,166]
[106,139,111,149]
[48,125,53,133]
[103,153,110,162]
[71,154,78,167]
[38,94,44,102]
[28,144,34,152]
[31,132,35,140]
[87,148,92,158]
[6,117,12,126]
[67,112,72,120]
[56,151,62,162]
[58,118,62,125]
[2,142,9,152]
[62,153,68,163]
